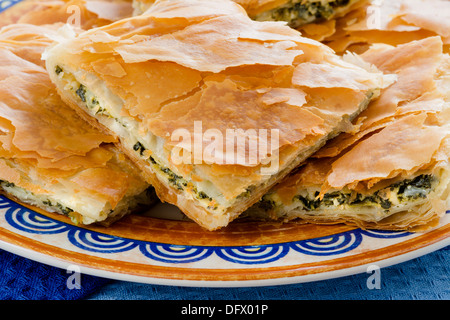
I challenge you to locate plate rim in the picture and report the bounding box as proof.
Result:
[0,230,448,288]
[0,194,449,287]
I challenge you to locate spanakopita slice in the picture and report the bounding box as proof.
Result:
[319,0,450,54]
[248,37,450,231]
[0,23,155,225]
[0,0,133,30]
[45,0,387,230]
[132,0,366,29]
[235,0,367,28]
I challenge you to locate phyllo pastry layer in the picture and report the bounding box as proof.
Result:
[235,0,366,28]
[0,0,133,30]
[132,0,366,29]
[248,37,450,232]
[45,0,387,230]
[0,24,155,225]
[318,0,450,54]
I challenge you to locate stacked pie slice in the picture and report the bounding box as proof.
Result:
[0,21,155,226]
[248,36,450,231]
[43,0,386,230]
[0,0,448,233]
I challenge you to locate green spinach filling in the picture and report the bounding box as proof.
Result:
[257,0,351,28]
[56,64,253,212]
[55,66,112,118]
[259,174,436,212]
[76,83,87,103]
[0,180,75,216]
[131,141,218,209]
[75,83,112,117]
[42,199,74,216]
[55,65,63,75]
[133,142,255,211]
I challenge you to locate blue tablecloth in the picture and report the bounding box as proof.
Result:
[1,246,448,300]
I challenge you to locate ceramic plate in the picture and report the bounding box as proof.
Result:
[0,0,448,288]
[0,195,449,287]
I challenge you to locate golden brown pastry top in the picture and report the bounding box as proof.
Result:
[233,0,289,16]
[0,23,148,207]
[45,0,386,201]
[321,0,450,54]
[274,36,450,202]
[134,0,288,17]
[0,0,133,30]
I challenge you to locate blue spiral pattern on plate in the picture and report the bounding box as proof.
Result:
[67,229,138,254]
[140,243,214,263]
[0,195,413,264]
[216,244,290,264]
[291,231,363,256]
[359,229,411,239]
[4,203,70,235]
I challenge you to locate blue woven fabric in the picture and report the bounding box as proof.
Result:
[0,249,112,300]
[0,246,448,300]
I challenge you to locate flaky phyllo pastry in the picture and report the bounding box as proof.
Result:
[44,0,387,231]
[248,37,450,232]
[0,0,133,30]
[132,0,366,29]
[0,23,155,225]
[317,0,450,54]
[234,0,366,28]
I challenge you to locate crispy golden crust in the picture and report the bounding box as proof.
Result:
[131,0,288,16]
[321,0,450,54]
[0,23,151,224]
[45,0,384,230]
[223,0,289,17]
[235,0,366,20]
[133,0,366,23]
[275,206,445,232]
[0,0,133,30]
[251,37,450,231]
[56,82,371,230]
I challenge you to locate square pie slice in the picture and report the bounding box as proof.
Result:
[132,0,366,29]
[0,0,133,30]
[321,0,450,54]
[45,0,386,230]
[0,23,155,225]
[235,0,367,28]
[248,37,450,232]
